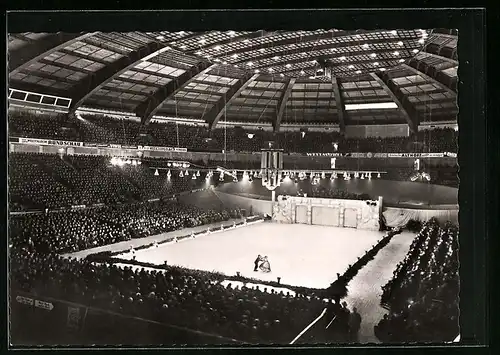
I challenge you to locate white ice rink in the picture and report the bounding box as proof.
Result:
[118,222,385,289]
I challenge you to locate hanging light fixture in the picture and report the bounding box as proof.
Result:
[154,169,159,176]
[179,170,184,178]
[185,170,189,176]
[167,170,171,178]
[196,171,200,177]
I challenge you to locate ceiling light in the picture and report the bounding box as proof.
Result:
[268,68,274,72]
[180,45,187,50]
[199,39,207,44]
[244,39,251,43]
[355,34,362,39]
[370,53,377,58]
[379,68,386,71]
[355,70,362,74]
[254,69,260,73]
[373,62,379,66]
[259,48,265,53]
[311,59,317,64]
[390,30,398,36]
[393,51,400,56]
[195,51,202,55]
[280,73,284,77]
[339,56,346,61]
[418,38,425,44]
[300,70,305,75]
[232,54,238,59]
[362,44,369,50]
[309,76,315,79]
[286,64,292,68]
[397,41,404,46]
[247,61,253,66]
[214,45,221,51]
[178,31,185,35]
[156,35,165,40]
[234,64,238,68]
[348,65,354,69]
[228,31,236,36]
[399,59,405,63]
[273,56,280,60]
[222,61,227,65]
[412,49,419,53]
[214,58,221,62]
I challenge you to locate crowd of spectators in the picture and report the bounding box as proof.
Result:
[8,153,206,211]
[10,247,330,343]
[9,112,458,153]
[9,201,238,254]
[375,219,459,342]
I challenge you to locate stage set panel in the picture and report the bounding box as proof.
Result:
[273,196,383,231]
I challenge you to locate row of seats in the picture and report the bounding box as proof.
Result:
[10,200,239,254]
[9,112,458,153]
[375,219,459,342]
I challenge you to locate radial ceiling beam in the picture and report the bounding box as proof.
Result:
[401,63,457,96]
[208,74,260,129]
[136,64,216,124]
[9,32,98,74]
[332,77,346,134]
[274,78,295,132]
[369,72,417,133]
[68,42,168,115]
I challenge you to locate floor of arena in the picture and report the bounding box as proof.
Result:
[116,223,384,289]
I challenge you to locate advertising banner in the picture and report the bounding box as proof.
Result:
[18,138,84,147]
[141,146,188,152]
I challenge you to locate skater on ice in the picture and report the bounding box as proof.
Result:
[259,256,271,273]
[254,254,263,271]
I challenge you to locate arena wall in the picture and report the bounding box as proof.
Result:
[272,195,382,231]
[213,191,273,216]
[383,207,459,227]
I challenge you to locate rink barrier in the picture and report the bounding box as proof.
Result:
[81,216,263,259]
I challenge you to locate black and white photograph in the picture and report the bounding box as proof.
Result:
[6,14,470,347]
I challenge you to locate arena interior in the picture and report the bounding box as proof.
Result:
[8,29,459,346]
